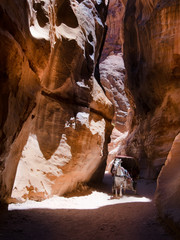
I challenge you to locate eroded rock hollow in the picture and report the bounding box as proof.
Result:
[0,0,114,202]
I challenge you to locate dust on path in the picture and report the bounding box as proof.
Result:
[0,173,174,240]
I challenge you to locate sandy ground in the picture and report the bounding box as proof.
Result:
[0,173,175,240]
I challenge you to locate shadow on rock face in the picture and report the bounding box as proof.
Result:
[56,0,79,28]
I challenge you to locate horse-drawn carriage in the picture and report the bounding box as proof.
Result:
[110,155,140,197]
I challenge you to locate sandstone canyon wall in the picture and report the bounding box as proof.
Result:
[0,0,114,202]
[99,0,130,165]
[124,0,180,233]
[124,0,180,178]
[100,0,125,62]
[156,133,180,234]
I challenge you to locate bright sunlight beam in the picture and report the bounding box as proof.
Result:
[8,191,151,211]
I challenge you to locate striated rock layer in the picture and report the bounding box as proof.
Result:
[100,0,129,132]
[99,0,130,164]
[124,0,180,233]
[124,0,180,178]
[99,54,129,166]
[0,0,113,202]
[100,54,129,132]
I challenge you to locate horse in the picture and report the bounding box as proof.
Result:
[112,160,136,197]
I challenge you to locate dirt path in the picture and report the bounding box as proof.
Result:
[0,173,174,240]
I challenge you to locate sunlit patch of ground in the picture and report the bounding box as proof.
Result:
[9,173,152,211]
[8,191,151,211]
[3,175,172,240]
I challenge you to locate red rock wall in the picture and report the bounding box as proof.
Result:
[100,0,125,61]
[0,0,44,201]
[124,0,180,233]
[100,0,129,133]
[156,133,180,234]
[124,0,180,178]
[0,0,113,202]
[99,0,130,165]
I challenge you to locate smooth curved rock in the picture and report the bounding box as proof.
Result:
[0,0,113,202]
[156,133,180,235]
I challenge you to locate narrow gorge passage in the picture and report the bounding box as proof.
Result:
[0,0,179,239]
[0,174,172,240]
